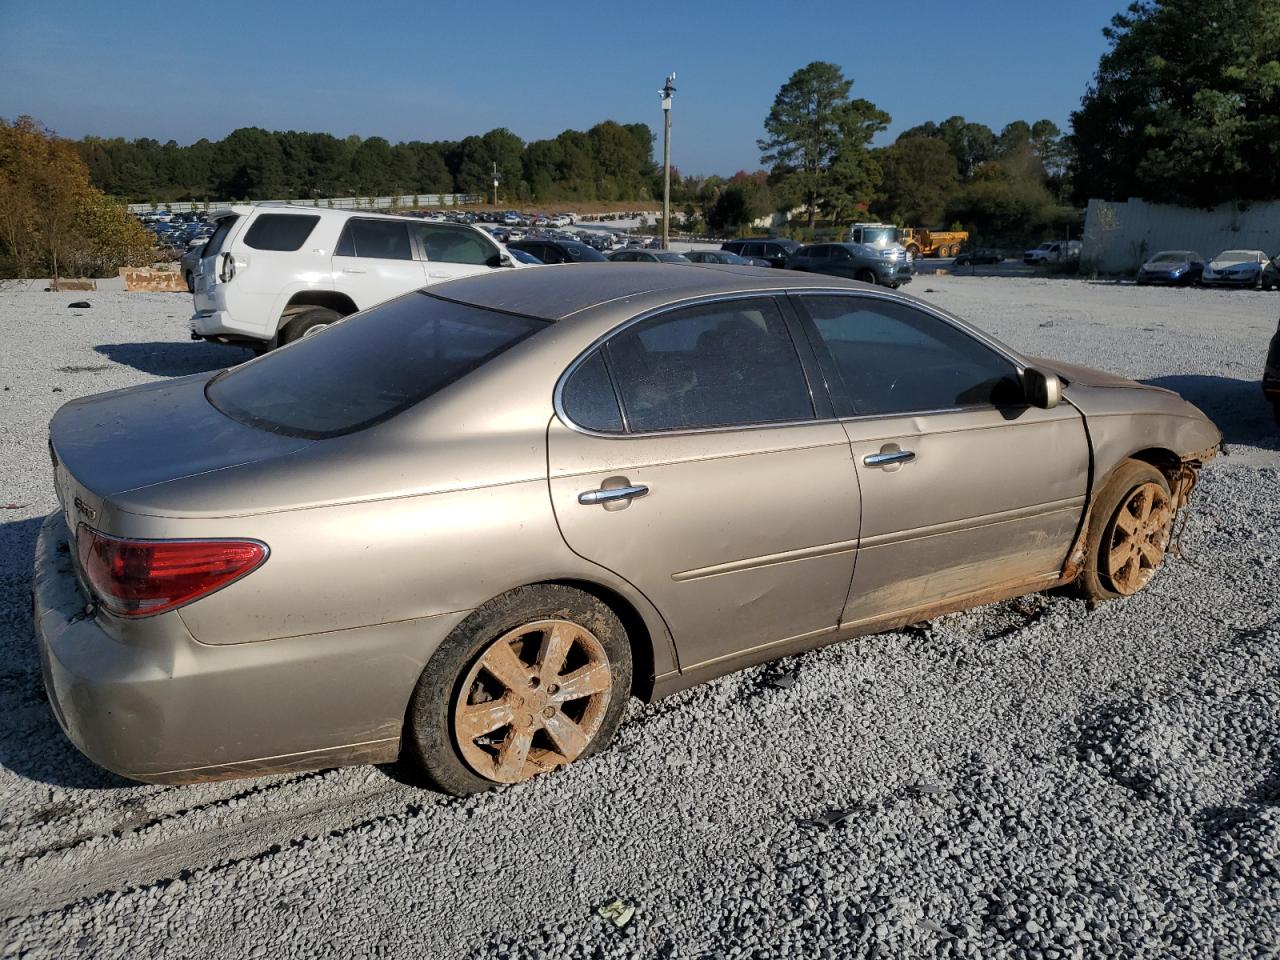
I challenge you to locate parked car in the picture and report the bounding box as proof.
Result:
[190,203,522,350]
[36,265,1221,792]
[953,249,1005,266]
[1024,241,1081,265]
[685,250,771,268]
[1135,251,1206,286]
[721,238,800,269]
[1264,316,1280,424]
[1201,250,1279,289]
[785,242,913,289]
[509,239,608,265]
[507,247,544,265]
[180,238,208,293]
[608,249,691,264]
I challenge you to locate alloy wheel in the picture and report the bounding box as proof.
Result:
[1103,482,1173,595]
[452,619,612,783]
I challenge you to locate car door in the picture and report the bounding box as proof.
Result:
[413,222,503,284]
[791,292,1089,627]
[820,246,857,279]
[331,218,427,309]
[547,295,861,674]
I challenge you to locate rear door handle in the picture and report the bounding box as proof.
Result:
[863,450,916,467]
[341,267,366,274]
[578,484,649,505]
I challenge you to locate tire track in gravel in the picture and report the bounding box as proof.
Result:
[1,779,415,918]
[6,769,336,863]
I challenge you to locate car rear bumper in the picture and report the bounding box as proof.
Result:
[34,510,465,783]
[190,309,272,343]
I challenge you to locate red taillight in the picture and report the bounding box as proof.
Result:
[76,524,267,617]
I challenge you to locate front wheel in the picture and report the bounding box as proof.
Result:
[405,585,632,795]
[855,268,877,284]
[1077,460,1175,601]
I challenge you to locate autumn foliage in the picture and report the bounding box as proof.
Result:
[0,116,153,279]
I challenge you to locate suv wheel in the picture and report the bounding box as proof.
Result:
[280,307,341,345]
[855,268,877,284]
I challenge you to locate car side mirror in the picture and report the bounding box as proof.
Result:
[1022,366,1062,409]
[488,253,513,268]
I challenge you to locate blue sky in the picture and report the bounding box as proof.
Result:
[0,0,1122,175]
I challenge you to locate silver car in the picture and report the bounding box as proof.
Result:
[35,265,1221,793]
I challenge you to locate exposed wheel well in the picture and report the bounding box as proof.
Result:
[281,291,359,323]
[1126,447,1182,484]
[545,578,658,701]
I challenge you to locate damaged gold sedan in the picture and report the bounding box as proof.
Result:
[35,265,1220,793]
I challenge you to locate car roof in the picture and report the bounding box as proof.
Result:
[217,202,453,225]
[428,262,910,322]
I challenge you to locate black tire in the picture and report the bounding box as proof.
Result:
[405,584,633,796]
[184,271,194,293]
[855,268,877,284]
[1271,398,1280,427]
[1077,460,1172,602]
[279,306,342,345]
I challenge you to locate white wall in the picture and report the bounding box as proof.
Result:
[1081,197,1280,273]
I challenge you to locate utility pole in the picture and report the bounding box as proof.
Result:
[660,72,676,250]
[491,161,500,207]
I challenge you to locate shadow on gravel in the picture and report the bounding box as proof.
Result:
[94,341,252,378]
[0,516,134,789]
[1142,374,1278,450]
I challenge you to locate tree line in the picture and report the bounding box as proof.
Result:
[74,122,658,204]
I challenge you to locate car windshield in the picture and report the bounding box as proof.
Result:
[207,292,548,439]
[1150,252,1188,264]
[1215,251,1255,263]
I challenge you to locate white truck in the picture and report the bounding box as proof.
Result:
[191,203,522,350]
[845,222,913,268]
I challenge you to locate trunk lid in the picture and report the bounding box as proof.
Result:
[49,374,313,508]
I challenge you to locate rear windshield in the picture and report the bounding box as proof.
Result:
[206,293,548,438]
[204,216,239,259]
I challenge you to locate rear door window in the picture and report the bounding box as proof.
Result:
[561,350,624,433]
[336,219,413,260]
[242,214,320,251]
[603,297,814,433]
[207,292,547,438]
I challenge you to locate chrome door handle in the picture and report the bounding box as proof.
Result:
[341,267,366,274]
[863,450,916,467]
[578,484,649,505]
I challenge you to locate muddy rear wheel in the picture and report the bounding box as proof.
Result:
[405,585,632,795]
[1077,460,1174,601]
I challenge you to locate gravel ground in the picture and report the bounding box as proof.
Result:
[0,278,1278,959]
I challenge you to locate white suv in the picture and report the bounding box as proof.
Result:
[191,204,522,349]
